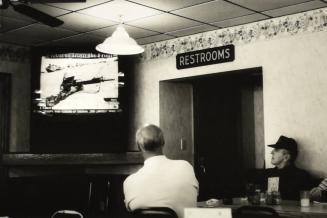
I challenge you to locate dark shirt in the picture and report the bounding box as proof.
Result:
[263,164,317,200]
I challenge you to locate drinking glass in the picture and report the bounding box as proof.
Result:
[300,190,310,207]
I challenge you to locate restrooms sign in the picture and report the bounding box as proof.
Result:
[176,44,235,70]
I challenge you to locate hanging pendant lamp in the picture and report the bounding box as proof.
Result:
[96,24,144,55]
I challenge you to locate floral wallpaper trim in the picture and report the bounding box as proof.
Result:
[0,43,30,63]
[142,8,327,61]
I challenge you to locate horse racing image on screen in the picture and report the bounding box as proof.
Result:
[35,53,121,114]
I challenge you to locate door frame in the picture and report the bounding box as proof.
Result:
[0,73,11,153]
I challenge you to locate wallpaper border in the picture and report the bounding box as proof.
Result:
[141,8,327,61]
[0,43,30,63]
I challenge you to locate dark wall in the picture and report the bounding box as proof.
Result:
[1,174,129,217]
[31,113,127,153]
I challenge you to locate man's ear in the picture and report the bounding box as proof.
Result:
[284,153,291,162]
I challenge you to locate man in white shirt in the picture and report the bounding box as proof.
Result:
[123,124,199,218]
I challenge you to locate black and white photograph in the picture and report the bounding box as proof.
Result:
[0,0,327,218]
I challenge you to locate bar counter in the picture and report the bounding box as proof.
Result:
[197,200,327,218]
[1,152,144,177]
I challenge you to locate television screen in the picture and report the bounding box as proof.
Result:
[35,53,121,114]
[30,52,128,153]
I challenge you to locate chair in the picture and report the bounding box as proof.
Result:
[51,210,84,218]
[87,179,111,216]
[234,206,279,218]
[132,207,178,218]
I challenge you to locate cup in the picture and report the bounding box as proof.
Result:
[300,190,310,207]
[266,192,273,205]
[260,192,267,204]
[274,191,282,205]
[266,191,281,205]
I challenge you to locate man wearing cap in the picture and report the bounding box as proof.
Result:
[264,135,317,200]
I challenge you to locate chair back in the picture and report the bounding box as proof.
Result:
[132,207,178,218]
[51,210,84,218]
[235,206,279,218]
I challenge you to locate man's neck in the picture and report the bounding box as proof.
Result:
[276,161,290,169]
[142,151,163,161]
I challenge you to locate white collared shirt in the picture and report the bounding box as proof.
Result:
[123,155,199,218]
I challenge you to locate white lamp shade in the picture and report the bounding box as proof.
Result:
[96,25,144,55]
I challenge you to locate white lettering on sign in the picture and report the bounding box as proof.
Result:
[176,45,234,69]
[179,56,185,66]
[225,48,230,59]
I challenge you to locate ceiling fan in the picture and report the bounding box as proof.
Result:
[0,0,86,27]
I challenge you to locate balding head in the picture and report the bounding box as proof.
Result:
[136,124,165,153]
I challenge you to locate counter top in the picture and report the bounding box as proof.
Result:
[1,152,143,165]
[1,152,144,177]
[198,200,327,217]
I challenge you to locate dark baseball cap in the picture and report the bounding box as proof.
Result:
[268,135,298,158]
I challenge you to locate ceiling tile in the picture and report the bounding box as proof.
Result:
[0,3,69,22]
[212,13,269,28]
[1,24,77,42]
[59,12,117,32]
[40,33,103,47]
[0,33,45,46]
[0,17,34,33]
[89,24,159,39]
[127,13,202,33]
[79,0,162,22]
[44,0,112,11]
[172,0,254,23]
[262,0,327,17]
[128,0,213,12]
[228,0,314,12]
[0,0,324,47]
[136,34,175,45]
[28,3,71,16]
[167,24,217,37]
[87,25,117,38]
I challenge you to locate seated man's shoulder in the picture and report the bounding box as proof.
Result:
[170,159,193,168]
[292,166,311,176]
[287,166,317,185]
[124,171,141,185]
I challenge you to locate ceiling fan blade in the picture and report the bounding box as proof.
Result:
[12,3,64,27]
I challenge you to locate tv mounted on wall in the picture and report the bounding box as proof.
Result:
[30,51,128,153]
[35,53,121,114]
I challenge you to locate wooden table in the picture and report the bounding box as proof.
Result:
[197,200,327,218]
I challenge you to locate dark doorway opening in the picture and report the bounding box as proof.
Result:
[192,68,263,200]
[0,73,11,213]
[159,67,264,201]
[0,73,11,153]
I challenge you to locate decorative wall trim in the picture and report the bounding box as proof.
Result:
[0,43,30,63]
[142,8,327,61]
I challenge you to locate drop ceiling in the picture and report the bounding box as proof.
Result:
[0,0,326,48]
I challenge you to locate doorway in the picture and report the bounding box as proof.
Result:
[0,72,11,208]
[159,67,264,200]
